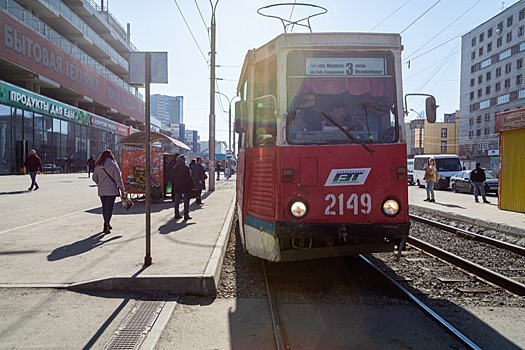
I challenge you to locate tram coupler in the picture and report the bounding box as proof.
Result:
[338,225,348,243]
[291,235,312,250]
[395,235,407,261]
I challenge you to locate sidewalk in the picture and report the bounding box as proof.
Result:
[408,184,525,238]
[0,173,236,296]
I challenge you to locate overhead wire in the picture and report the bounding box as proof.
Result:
[172,0,209,65]
[369,0,412,32]
[400,0,442,34]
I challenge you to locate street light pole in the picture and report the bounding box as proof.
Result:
[215,92,237,152]
[410,109,424,155]
[208,0,219,191]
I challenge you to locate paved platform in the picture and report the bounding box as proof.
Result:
[0,173,236,296]
[408,184,525,237]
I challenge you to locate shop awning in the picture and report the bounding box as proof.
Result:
[118,131,191,150]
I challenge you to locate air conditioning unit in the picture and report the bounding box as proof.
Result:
[496,28,501,35]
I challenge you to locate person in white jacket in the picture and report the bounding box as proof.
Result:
[92,150,126,234]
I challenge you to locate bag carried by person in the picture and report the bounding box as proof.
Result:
[121,194,134,212]
[190,189,200,199]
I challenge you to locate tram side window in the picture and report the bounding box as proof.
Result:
[254,97,276,147]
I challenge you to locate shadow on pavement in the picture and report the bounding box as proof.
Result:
[47,232,122,261]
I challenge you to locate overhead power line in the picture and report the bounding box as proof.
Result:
[172,0,209,65]
[400,0,442,34]
[369,0,412,32]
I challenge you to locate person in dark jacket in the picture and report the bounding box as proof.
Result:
[191,157,207,205]
[470,163,490,204]
[215,161,222,181]
[24,149,43,191]
[87,155,96,177]
[170,154,194,220]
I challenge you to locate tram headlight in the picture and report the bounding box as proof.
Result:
[290,201,307,218]
[382,199,400,216]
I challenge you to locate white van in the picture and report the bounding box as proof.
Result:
[413,154,462,190]
[407,159,414,185]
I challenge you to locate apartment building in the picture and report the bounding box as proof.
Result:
[0,0,144,174]
[151,94,184,127]
[459,0,525,171]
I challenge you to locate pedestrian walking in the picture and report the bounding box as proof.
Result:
[470,163,490,204]
[24,149,43,191]
[216,161,222,181]
[87,155,96,177]
[423,159,439,203]
[92,150,126,234]
[170,154,194,220]
[191,157,207,205]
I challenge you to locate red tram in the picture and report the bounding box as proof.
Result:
[234,32,436,262]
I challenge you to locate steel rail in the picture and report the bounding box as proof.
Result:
[407,236,525,296]
[262,261,286,350]
[410,214,525,257]
[359,255,482,350]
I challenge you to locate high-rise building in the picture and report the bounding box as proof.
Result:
[0,0,144,174]
[151,94,183,126]
[459,1,525,171]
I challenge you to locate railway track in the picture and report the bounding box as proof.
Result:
[408,214,525,296]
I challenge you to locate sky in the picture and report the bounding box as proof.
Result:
[106,0,520,142]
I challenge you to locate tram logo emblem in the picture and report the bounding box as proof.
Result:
[324,168,371,186]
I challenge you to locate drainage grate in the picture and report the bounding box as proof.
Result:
[105,300,165,350]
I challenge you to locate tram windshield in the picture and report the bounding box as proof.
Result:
[286,51,398,145]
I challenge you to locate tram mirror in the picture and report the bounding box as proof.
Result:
[425,96,437,123]
[293,94,316,109]
[234,101,244,132]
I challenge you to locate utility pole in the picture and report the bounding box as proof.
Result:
[208,0,218,191]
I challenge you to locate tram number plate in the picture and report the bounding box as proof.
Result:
[324,193,371,216]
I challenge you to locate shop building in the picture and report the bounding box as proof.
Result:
[0,0,145,175]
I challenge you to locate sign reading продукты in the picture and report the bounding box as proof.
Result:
[306,58,386,77]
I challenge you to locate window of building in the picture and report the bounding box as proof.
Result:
[479,47,484,56]
[488,28,493,37]
[505,62,512,73]
[486,71,491,81]
[477,129,482,137]
[507,31,512,43]
[485,113,490,122]
[499,49,511,60]
[520,42,525,52]
[481,58,492,68]
[518,58,523,69]
[471,65,476,73]
[469,117,474,125]
[497,37,503,47]
[497,22,503,32]
[505,78,511,88]
[486,85,491,94]
[519,26,524,37]
[507,16,513,27]
[478,75,483,84]
[484,127,490,135]
[440,141,447,153]
[476,115,482,123]
[470,91,475,100]
[520,9,525,20]
[487,42,492,52]
[478,142,488,151]
[517,75,523,85]
[469,130,474,138]
[497,94,510,104]
[519,89,525,99]
[471,51,476,60]
[441,128,447,138]
[480,100,491,109]
[477,89,482,97]
[471,37,476,47]
[495,82,501,91]
[470,78,475,87]
[496,67,502,77]
[479,32,484,42]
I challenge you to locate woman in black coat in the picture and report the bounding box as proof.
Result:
[191,157,207,205]
[170,155,194,220]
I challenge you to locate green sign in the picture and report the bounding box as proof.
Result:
[0,80,91,125]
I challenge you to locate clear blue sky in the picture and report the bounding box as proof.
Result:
[108,0,518,141]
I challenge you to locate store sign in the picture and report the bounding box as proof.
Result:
[495,108,525,132]
[90,114,129,136]
[306,58,386,77]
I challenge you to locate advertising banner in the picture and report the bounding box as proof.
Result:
[121,150,164,199]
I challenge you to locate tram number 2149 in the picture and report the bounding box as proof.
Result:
[324,193,372,216]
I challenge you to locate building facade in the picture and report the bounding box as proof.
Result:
[151,94,183,127]
[423,112,459,155]
[459,1,525,172]
[0,0,144,175]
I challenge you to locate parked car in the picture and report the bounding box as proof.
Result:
[449,169,498,194]
[43,164,60,173]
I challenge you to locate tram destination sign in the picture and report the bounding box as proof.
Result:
[306,58,386,77]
